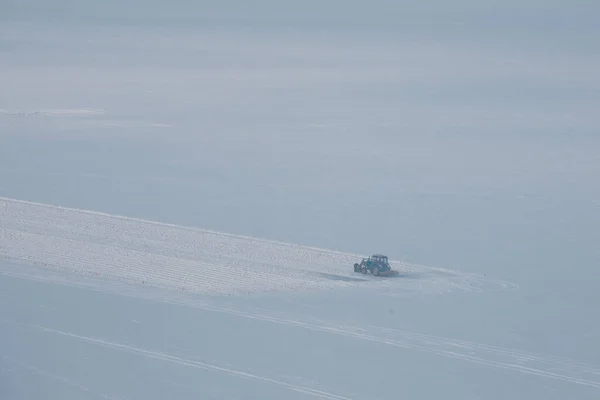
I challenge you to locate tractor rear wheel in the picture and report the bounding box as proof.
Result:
[372,267,380,276]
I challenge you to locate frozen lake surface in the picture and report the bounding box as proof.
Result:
[2,1,600,399]
[1,198,599,399]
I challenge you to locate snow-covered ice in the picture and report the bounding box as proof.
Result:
[2,1,600,399]
[0,196,515,297]
[1,196,599,399]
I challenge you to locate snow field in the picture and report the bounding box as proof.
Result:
[1,267,598,393]
[1,196,598,396]
[1,196,520,299]
[0,196,514,297]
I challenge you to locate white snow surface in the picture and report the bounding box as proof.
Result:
[2,196,599,399]
[0,197,513,297]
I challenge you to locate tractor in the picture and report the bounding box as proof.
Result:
[353,254,399,276]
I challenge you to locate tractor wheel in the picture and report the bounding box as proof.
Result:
[354,263,359,272]
[372,267,380,276]
[361,266,367,274]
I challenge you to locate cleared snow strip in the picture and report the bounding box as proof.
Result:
[0,230,346,296]
[0,196,514,296]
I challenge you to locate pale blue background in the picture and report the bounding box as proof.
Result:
[1,1,599,398]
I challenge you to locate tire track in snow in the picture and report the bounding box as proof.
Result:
[358,324,600,376]
[2,268,597,390]
[2,355,124,400]
[176,305,600,389]
[10,321,353,400]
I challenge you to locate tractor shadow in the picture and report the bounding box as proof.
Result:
[312,271,421,282]
[386,271,421,279]
[314,272,369,282]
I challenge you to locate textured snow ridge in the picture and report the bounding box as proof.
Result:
[0,108,105,118]
[0,197,515,296]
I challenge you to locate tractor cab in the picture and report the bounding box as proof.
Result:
[370,254,389,268]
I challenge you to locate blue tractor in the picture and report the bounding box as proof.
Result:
[353,254,399,276]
